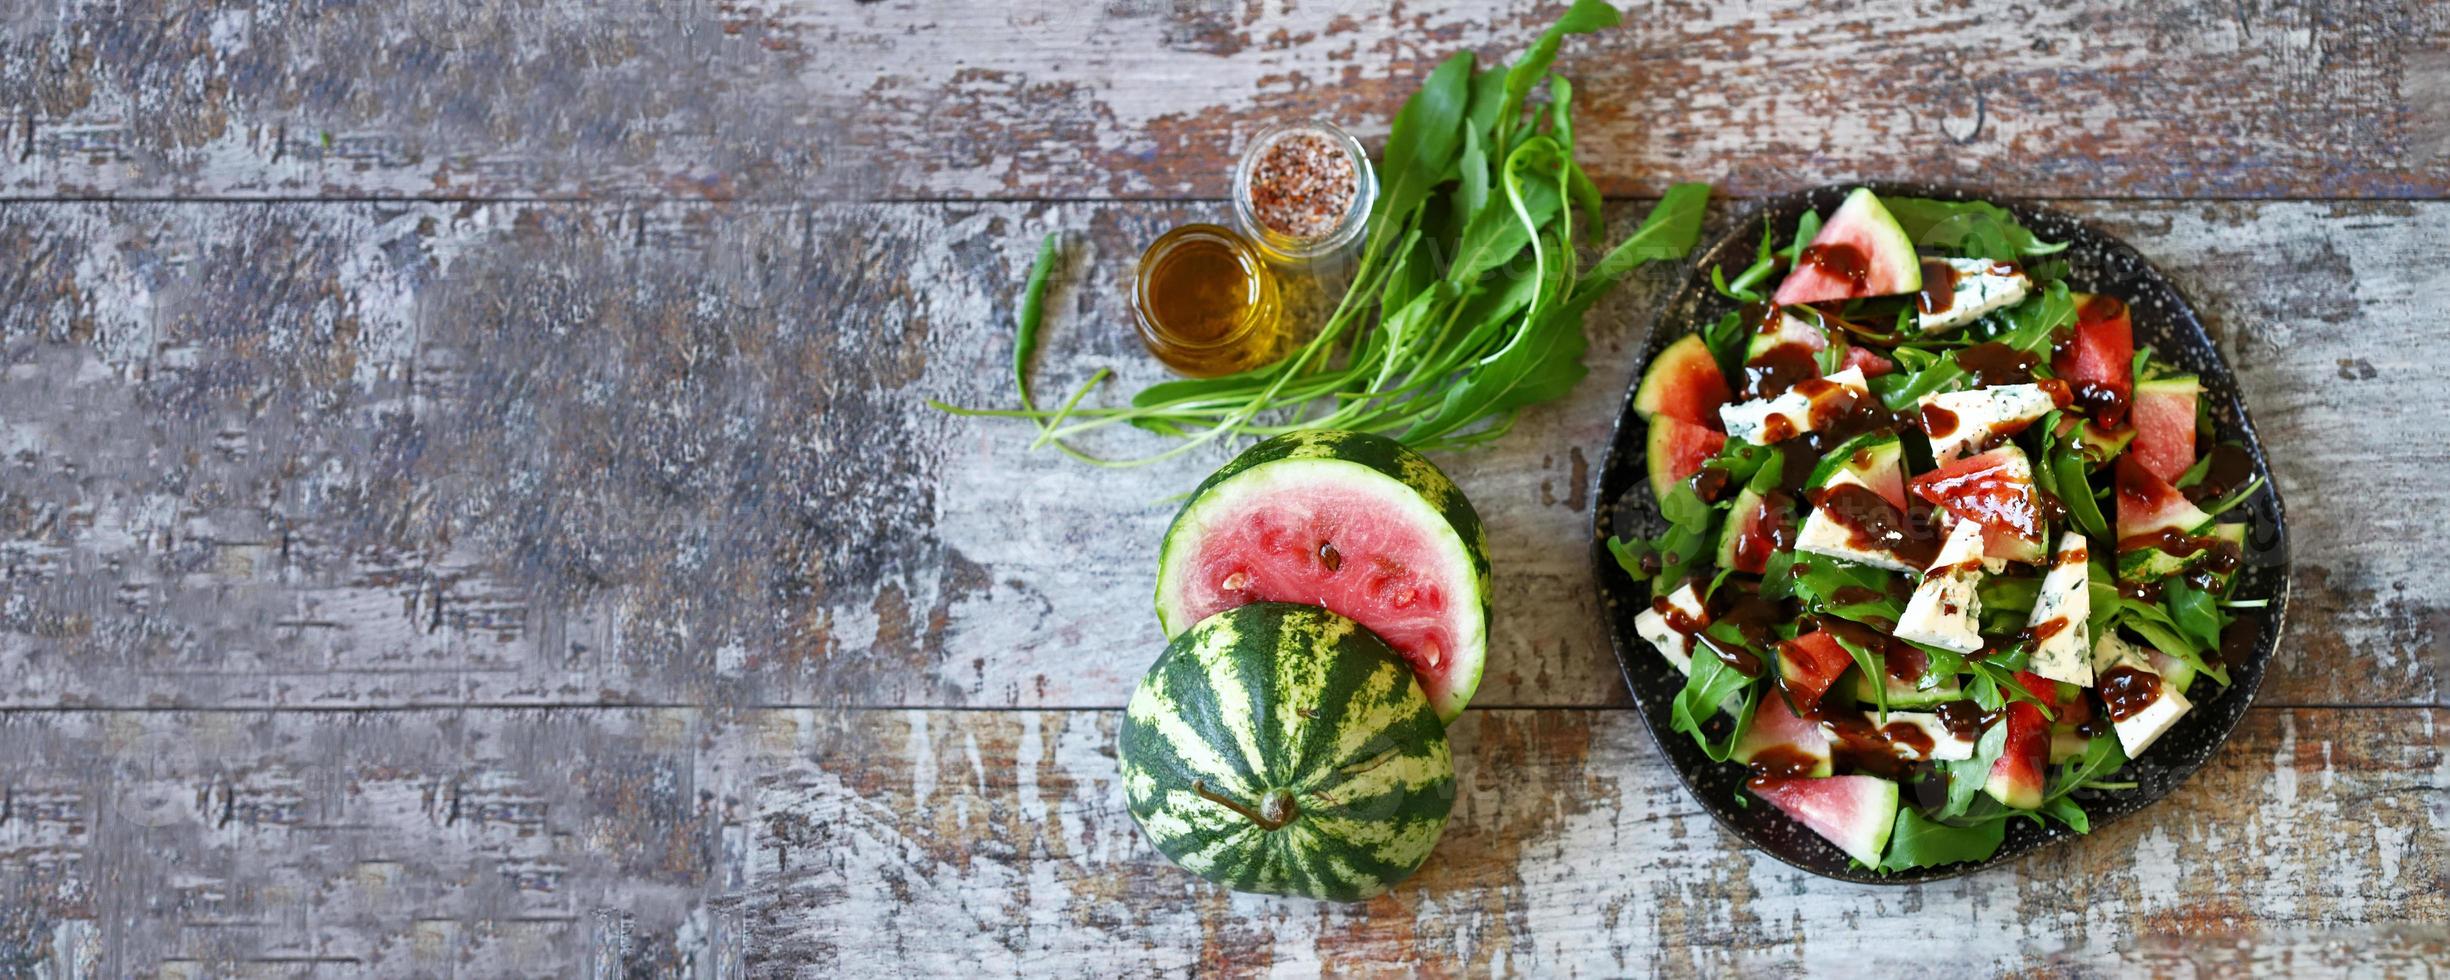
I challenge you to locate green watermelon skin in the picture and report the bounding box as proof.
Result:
[1154,430,1493,722]
[1120,602,1457,902]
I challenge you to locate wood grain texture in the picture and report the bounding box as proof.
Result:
[0,708,754,976]
[3,199,2442,713]
[750,706,2450,977]
[5,1,2448,201]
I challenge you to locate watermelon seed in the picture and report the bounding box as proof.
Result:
[1317,541,1342,572]
[1221,571,1250,591]
[1422,640,1442,668]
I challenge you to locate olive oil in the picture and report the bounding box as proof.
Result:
[1133,225,1282,378]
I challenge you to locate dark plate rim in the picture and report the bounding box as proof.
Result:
[1588,182,2294,884]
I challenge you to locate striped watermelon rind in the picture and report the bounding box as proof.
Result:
[1119,602,1457,901]
[1154,430,1493,723]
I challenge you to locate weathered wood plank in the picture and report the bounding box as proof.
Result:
[3,1,2446,201]
[0,708,754,976]
[1,199,2441,711]
[748,706,2450,976]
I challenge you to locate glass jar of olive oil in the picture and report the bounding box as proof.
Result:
[1131,224,1283,378]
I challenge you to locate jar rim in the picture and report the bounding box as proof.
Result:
[1132,224,1275,352]
[1230,120,1377,264]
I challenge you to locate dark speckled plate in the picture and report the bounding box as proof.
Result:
[1590,183,2292,883]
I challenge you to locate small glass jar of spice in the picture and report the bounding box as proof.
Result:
[1231,120,1376,264]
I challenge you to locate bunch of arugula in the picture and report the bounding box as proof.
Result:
[936,0,1710,465]
[1606,197,2268,873]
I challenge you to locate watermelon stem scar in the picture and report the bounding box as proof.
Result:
[1192,779,1300,831]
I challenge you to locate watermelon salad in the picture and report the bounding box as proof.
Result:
[1609,188,2271,872]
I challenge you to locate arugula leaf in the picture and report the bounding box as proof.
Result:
[1828,629,1888,719]
[1671,647,1759,759]
[1880,807,2008,872]
[1778,210,1823,263]
[2199,474,2268,519]
[1883,197,2069,262]
[1936,722,2010,819]
[2164,576,2228,654]
[1374,51,1477,228]
[1873,281,2076,411]
[2054,445,2110,539]
[1791,559,1902,627]
[1713,220,1779,302]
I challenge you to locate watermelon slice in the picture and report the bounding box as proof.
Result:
[1771,188,1923,306]
[1983,671,2059,809]
[1776,631,1855,715]
[1909,445,2043,544]
[1634,334,1732,428]
[2052,293,2135,426]
[1749,775,1901,867]
[1734,698,1834,778]
[1155,431,1490,723]
[1809,436,1908,511]
[2129,376,2202,483]
[1983,704,2049,809]
[1647,416,1726,502]
[2114,455,2211,545]
[1716,486,1793,575]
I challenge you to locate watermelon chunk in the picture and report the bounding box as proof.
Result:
[1749,775,1901,867]
[1771,188,1923,306]
[1841,345,1896,378]
[2052,293,2135,426]
[1717,486,1793,575]
[2114,455,2211,545]
[2130,376,2202,483]
[1909,445,2043,544]
[1776,631,1855,716]
[1156,431,1490,723]
[1647,416,1726,503]
[1734,698,1834,778]
[1635,334,1732,429]
[1983,702,2050,810]
[1983,671,2058,810]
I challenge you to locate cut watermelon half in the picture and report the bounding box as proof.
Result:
[2053,293,2135,426]
[1646,416,1726,503]
[1909,445,2043,543]
[2114,455,2211,545]
[1771,188,1923,306]
[1634,334,1732,429]
[1735,698,1834,778]
[1776,631,1855,716]
[2129,376,2201,483]
[1155,431,1490,723]
[1749,775,1901,867]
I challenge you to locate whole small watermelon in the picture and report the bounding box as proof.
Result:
[1119,602,1456,901]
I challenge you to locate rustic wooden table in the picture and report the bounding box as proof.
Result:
[3,1,2446,976]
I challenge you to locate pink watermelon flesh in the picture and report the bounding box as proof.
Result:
[2115,455,2210,544]
[1772,190,1922,306]
[1736,698,1834,777]
[1777,631,1855,716]
[2130,383,2199,483]
[1162,473,1481,720]
[1841,345,1896,378]
[1983,701,2049,810]
[1750,775,1901,867]
[1647,416,1726,501]
[1634,334,1732,428]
